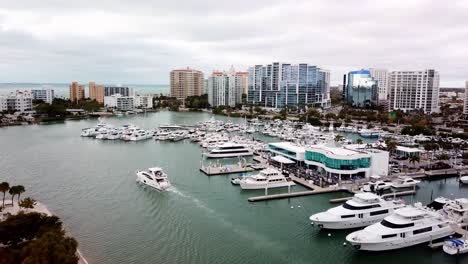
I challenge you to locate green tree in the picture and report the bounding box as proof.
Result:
[15,185,25,205]
[8,186,18,206]
[0,182,9,208]
[334,134,344,142]
[385,140,398,154]
[356,138,363,144]
[20,197,36,209]
[409,155,420,168]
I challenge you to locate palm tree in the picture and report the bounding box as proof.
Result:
[9,186,18,206]
[15,185,25,205]
[334,134,344,143]
[0,182,9,208]
[409,155,420,169]
[386,140,398,154]
[356,138,363,144]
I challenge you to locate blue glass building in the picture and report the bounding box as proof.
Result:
[346,69,378,108]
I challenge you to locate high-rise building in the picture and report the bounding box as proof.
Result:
[369,68,389,103]
[104,86,133,97]
[104,94,134,110]
[247,62,330,108]
[69,81,85,103]
[237,71,249,95]
[464,81,468,116]
[134,95,154,109]
[89,81,105,104]
[345,69,378,108]
[388,69,440,114]
[31,88,55,104]
[207,68,245,107]
[170,68,204,101]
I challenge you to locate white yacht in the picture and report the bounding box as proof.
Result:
[136,167,171,191]
[239,168,295,190]
[443,239,468,255]
[155,131,171,141]
[204,143,253,158]
[128,129,152,141]
[309,193,405,229]
[107,129,122,140]
[361,180,392,192]
[346,205,454,251]
[391,176,421,189]
[460,176,468,184]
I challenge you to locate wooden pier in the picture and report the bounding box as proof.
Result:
[329,190,417,203]
[200,165,253,176]
[248,188,347,202]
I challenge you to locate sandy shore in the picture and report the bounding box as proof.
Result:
[1,200,89,264]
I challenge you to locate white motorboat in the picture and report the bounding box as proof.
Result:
[240,168,295,190]
[136,167,171,191]
[107,129,122,140]
[204,143,253,158]
[443,239,468,255]
[460,176,468,184]
[309,193,405,229]
[391,176,421,189]
[128,129,152,141]
[346,204,454,251]
[361,180,392,192]
[231,177,242,185]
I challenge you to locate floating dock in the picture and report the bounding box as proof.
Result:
[428,223,468,249]
[200,165,254,176]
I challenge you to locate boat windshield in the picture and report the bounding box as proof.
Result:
[380,219,414,229]
[343,203,381,210]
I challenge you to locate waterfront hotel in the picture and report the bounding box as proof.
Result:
[268,142,389,180]
[247,62,331,108]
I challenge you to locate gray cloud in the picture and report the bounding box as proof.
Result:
[0,0,467,86]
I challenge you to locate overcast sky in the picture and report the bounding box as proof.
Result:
[0,0,467,86]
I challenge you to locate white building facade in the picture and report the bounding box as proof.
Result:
[104,94,134,110]
[464,81,468,116]
[134,95,153,109]
[31,88,55,104]
[388,69,440,114]
[0,91,33,112]
[208,69,244,107]
[369,68,389,103]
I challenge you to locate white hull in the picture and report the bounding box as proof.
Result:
[460,176,468,184]
[136,174,170,191]
[391,183,418,189]
[443,241,468,255]
[240,181,295,190]
[311,214,392,229]
[129,135,151,141]
[347,228,454,251]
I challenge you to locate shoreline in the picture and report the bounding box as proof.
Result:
[1,200,90,264]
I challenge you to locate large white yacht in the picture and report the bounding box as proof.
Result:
[309,193,405,229]
[204,143,253,158]
[391,176,421,189]
[361,180,392,192]
[136,167,171,191]
[127,129,152,141]
[239,168,295,190]
[346,204,454,251]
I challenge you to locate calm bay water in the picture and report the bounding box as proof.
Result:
[0,83,169,97]
[0,111,467,264]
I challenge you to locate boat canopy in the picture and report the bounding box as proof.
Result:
[448,239,465,246]
[271,155,295,164]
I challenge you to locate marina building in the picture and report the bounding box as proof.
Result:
[31,88,55,104]
[134,95,154,109]
[69,81,85,103]
[247,62,331,108]
[464,81,468,116]
[388,69,440,114]
[268,142,305,163]
[0,91,33,112]
[170,68,204,101]
[207,67,246,107]
[89,82,105,104]
[304,145,389,180]
[104,94,134,110]
[346,69,378,108]
[369,68,389,106]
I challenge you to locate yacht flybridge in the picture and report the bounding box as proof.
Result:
[203,143,253,158]
[309,193,405,229]
[136,167,171,191]
[346,205,454,251]
[239,168,295,190]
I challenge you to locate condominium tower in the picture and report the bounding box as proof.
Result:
[31,88,55,104]
[89,82,105,104]
[388,69,440,114]
[207,67,246,107]
[69,81,85,103]
[369,68,389,102]
[346,69,378,108]
[464,81,468,116]
[170,68,204,101]
[247,62,330,108]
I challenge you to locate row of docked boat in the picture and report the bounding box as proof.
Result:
[310,193,468,252]
[81,123,153,141]
[231,167,295,190]
[360,176,421,192]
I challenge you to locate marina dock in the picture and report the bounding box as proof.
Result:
[428,223,468,249]
[200,164,254,176]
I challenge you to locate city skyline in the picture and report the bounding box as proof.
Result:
[1,0,467,86]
